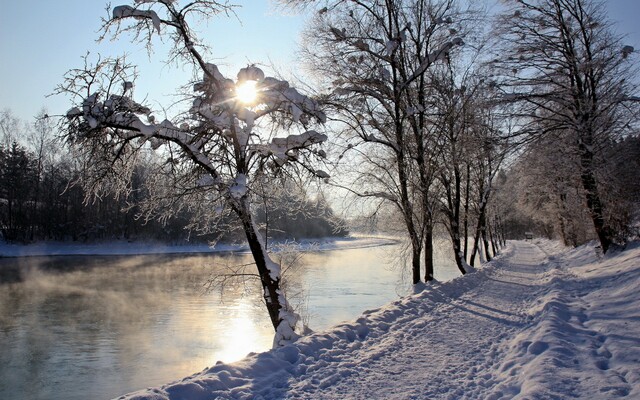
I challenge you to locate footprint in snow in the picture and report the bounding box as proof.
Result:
[527,341,549,355]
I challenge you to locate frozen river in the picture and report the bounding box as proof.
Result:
[0,240,459,400]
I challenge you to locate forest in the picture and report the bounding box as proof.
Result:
[2,0,639,343]
[0,109,347,244]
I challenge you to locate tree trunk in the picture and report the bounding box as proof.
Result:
[411,243,422,284]
[449,167,467,275]
[424,223,434,282]
[233,199,286,334]
[488,223,498,256]
[452,232,466,275]
[394,134,422,284]
[482,190,493,261]
[463,163,470,260]
[499,216,507,247]
[481,223,492,262]
[578,139,612,253]
[397,134,423,283]
[469,223,481,267]
[494,219,503,250]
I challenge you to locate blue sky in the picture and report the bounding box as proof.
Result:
[0,0,306,122]
[1,0,639,123]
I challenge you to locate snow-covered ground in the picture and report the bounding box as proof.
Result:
[115,239,640,399]
[0,236,396,257]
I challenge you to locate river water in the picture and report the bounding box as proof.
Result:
[0,242,459,400]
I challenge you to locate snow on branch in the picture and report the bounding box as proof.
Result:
[363,191,397,202]
[63,60,328,203]
[402,39,464,90]
[112,5,162,33]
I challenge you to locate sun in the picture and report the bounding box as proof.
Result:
[236,80,258,104]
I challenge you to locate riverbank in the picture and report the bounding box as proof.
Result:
[116,239,640,399]
[0,235,397,258]
[2,241,424,400]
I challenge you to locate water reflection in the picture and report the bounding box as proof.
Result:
[0,244,459,400]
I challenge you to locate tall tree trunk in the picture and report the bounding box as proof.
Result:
[488,223,498,256]
[463,163,470,260]
[481,221,492,262]
[233,198,290,338]
[493,219,502,250]
[497,215,506,247]
[411,242,422,284]
[578,136,612,253]
[399,184,422,285]
[424,222,434,282]
[394,114,422,284]
[469,221,481,267]
[448,167,467,275]
[451,230,466,275]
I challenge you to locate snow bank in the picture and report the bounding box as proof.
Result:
[491,240,640,399]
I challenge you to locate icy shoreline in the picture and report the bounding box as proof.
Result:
[114,239,640,399]
[0,236,398,258]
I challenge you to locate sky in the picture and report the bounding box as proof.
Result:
[1,0,640,125]
[0,0,307,123]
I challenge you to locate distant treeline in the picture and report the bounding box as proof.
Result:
[0,113,347,244]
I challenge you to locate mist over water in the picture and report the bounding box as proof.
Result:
[0,243,459,400]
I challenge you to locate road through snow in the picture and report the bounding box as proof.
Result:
[118,240,640,399]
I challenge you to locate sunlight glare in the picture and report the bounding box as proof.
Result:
[209,299,272,363]
[236,80,259,105]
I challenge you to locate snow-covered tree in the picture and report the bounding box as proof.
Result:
[57,0,329,346]
[427,63,479,274]
[298,0,466,283]
[505,131,596,247]
[491,0,639,253]
[463,71,513,266]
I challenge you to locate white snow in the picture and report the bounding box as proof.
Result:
[111,239,640,399]
[237,66,265,82]
[196,174,216,187]
[385,39,400,55]
[228,173,247,199]
[314,170,330,179]
[622,45,634,58]
[112,5,161,34]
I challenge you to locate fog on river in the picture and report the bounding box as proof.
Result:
[0,241,459,400]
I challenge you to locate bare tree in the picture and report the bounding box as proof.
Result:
[27,109,57,240]
[428,63,475,274]
[0,109,22,147]
[462,86,508,266]
[492,0,639,253]
[56,0,329,346]
[503,131,595,246]
[299,0,464,284]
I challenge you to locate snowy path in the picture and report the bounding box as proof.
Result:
[118,240,640,399]
[280,241,548,399]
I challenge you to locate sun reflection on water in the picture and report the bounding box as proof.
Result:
[207,298,273,365]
